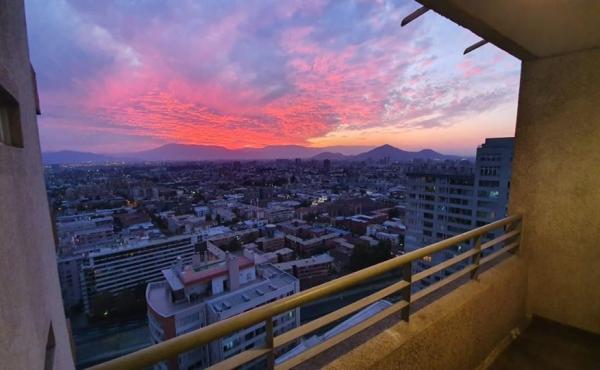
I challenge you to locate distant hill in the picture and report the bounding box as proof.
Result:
[353,144,460,161]
[42,151,115,164]
[124,144,235,161]
[123,144,369,161]
[43,143,462,164]
[311,152,349,161]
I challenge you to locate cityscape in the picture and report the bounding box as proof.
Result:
[47,137,514,368]
[2,1,599,370]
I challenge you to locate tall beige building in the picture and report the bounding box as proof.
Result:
[0,0,75,369]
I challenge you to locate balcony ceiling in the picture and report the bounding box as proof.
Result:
[417,0,600,60]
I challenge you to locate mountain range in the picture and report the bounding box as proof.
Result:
[42,143,463,164]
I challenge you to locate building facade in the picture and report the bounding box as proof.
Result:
[274,253,334,289]
[405,138,514,280]
[80,235,199,316]
[146,254,300,369]
[474,138,514,229]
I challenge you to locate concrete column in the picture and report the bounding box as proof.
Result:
[509,48,600,333]
[0,0,75,368]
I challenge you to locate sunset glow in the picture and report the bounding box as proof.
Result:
[26,0,521,155]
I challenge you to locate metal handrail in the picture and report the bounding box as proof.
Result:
[89,214,522,370]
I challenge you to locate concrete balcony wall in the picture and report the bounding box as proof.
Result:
[0,0,75,369]
[323,257,528,370]
[510,48,600,334]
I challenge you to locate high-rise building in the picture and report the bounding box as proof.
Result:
[405,161,476,248]
[405,138,514,279]
[473,138,514,229]
[146,254,300,369]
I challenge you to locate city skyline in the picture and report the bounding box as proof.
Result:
[26,0,520,155]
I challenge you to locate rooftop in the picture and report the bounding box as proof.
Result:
[87,233,194,258]
[147,264,296,318]
[178,256,254,286]
[207,265,297,316]
[274,253,335,270]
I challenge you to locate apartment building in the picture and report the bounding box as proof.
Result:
[255,224,285,252]
[274,253,334,289]
[264,206,295,223]
[57,254,85,311]
[405,138,514,278]
[146,254,300,369]
[474,138,514,228]
[336,212,389,235]
[55,213,116,253]
[405,161,475,248]
[80,235,199,316]
[284,233,338,256]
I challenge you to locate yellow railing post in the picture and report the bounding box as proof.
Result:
[265,317,275,370]
[400,261,412,322]
[470,235,483,280]
[507,218,522,255]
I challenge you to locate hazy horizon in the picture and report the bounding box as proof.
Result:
[26,0,519,155]
[42,141,487,157]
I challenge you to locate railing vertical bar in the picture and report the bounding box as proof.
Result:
[265,317,275,370]
[507,218,523,255]
[400,261,412,322]
[470,235,483,280]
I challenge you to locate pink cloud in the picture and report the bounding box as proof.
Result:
[27,0,521,153]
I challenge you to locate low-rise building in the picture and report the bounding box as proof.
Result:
[193,205,209,220]
[328,238,357,268]
[56,213,115,254]
[273,247,295,262]
[284,233,338,256]
[166,214,206,235]
[274,253,334,289]
[255,224,285,252]
[146,254,300,369]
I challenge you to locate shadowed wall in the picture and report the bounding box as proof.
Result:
[510,48,600,333]
[0,0,75,368]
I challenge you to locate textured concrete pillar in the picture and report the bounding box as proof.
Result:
[510,48,600,333]
[0,0,75,368]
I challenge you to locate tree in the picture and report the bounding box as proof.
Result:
[223,238,242,252]
[388,207,400,219]
[349,240,392,271]
[192,192,204,203]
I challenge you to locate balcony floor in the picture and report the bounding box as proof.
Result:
[489,317,600,370]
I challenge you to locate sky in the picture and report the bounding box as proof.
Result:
[25,0,521,156]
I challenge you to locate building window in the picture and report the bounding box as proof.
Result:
[0,85,23,148]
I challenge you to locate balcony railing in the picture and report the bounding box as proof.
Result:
[89,214,522,370]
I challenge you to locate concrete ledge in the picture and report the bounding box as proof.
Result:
[322,257,528,370]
